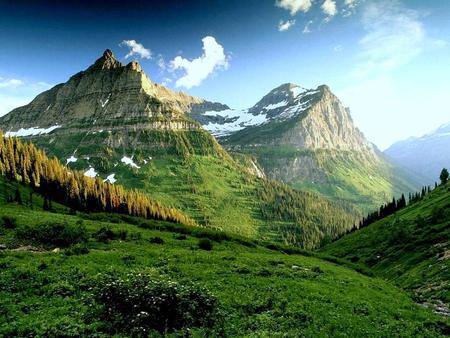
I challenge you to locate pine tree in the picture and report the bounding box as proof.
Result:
[14,187,22,205]
[440,168,449,185]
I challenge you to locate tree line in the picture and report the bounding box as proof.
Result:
[0,132,194,225]
[257,179,358,249]
[347,168,450,233]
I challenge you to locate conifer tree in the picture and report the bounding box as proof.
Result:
[440,168,449,185]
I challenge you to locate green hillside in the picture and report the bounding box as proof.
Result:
[226,145,419,213]
[321,183,450,313]
[20,130,359,249]
[0,185,448,336]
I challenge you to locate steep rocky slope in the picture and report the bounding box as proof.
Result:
[192,83,421,212]
[385,122,450,184]
[0,50,358,248]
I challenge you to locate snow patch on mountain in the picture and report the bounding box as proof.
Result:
[121,156,140,168]
[263,101,288,111]
[104,173,117,184]
[66,155,77,165]
[84,167,98,177]
[290,86,308,98]
[5,125,60,137]
[203,109,268,136]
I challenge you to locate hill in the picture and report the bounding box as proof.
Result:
[191,83,421,212]
[0,180,448,336]
[321,182,450,315]
[385,122,450,184]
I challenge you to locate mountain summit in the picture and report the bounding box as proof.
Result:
[0,49,210,134]
[191,83,420,211]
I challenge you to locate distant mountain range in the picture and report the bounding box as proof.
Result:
[385,123,450,183]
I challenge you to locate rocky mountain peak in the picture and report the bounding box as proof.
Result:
[88,49,122,71]
[0,48,221,135]
[103,49,114,59]
[127,60,143,73]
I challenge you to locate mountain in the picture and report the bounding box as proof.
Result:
[385,122,450,183]
[321,182,450,315]
[0,50,358,249]
[191,83,421,212]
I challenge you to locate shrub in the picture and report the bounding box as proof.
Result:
[117,229,128,240]
[198,238,213,251]
[129,232,142,241]
[93,227,116,242]
[65,243,90,256]
[92,272,219,335]
[1,216,17,229]
[149,236,164,244]
[16,222,87,247]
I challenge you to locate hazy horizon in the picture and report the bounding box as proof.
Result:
[1,0,449,150]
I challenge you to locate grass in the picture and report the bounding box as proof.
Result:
[23,130,360,246]
[0,202,448,337]
[321,183,450,309]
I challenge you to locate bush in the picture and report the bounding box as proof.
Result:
[1,216,17,229]
[117,229,128,240]
[92,272,219,335]
[65,243,90,256]
[93,227,116,242]
[149,236,164,244]
[16,222,87,247]
[198,238,213,251]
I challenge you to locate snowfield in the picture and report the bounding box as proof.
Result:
[5,125,60,137]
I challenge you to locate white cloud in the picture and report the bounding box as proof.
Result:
[170,36,229,89]
[342,0,359,16]
[0,78,24,88]
[354,1,425,77]
[275,0,312,15]
[120,40,151,59]
[157,55,166,71]
[302,20,313,33]
[278,19,296,32]
[321,0,337,17]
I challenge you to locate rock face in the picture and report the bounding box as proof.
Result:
[385,122,450,183]
[0,49,220,133]
[191,83,419,211]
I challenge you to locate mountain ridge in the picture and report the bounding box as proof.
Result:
[385,122,450,183]
[190,82,420,212]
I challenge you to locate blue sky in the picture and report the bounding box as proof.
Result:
[0,0,449,149]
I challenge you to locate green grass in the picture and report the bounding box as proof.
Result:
[0,202,448,337]
[22,130,360,247]
[321,183,450,309]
